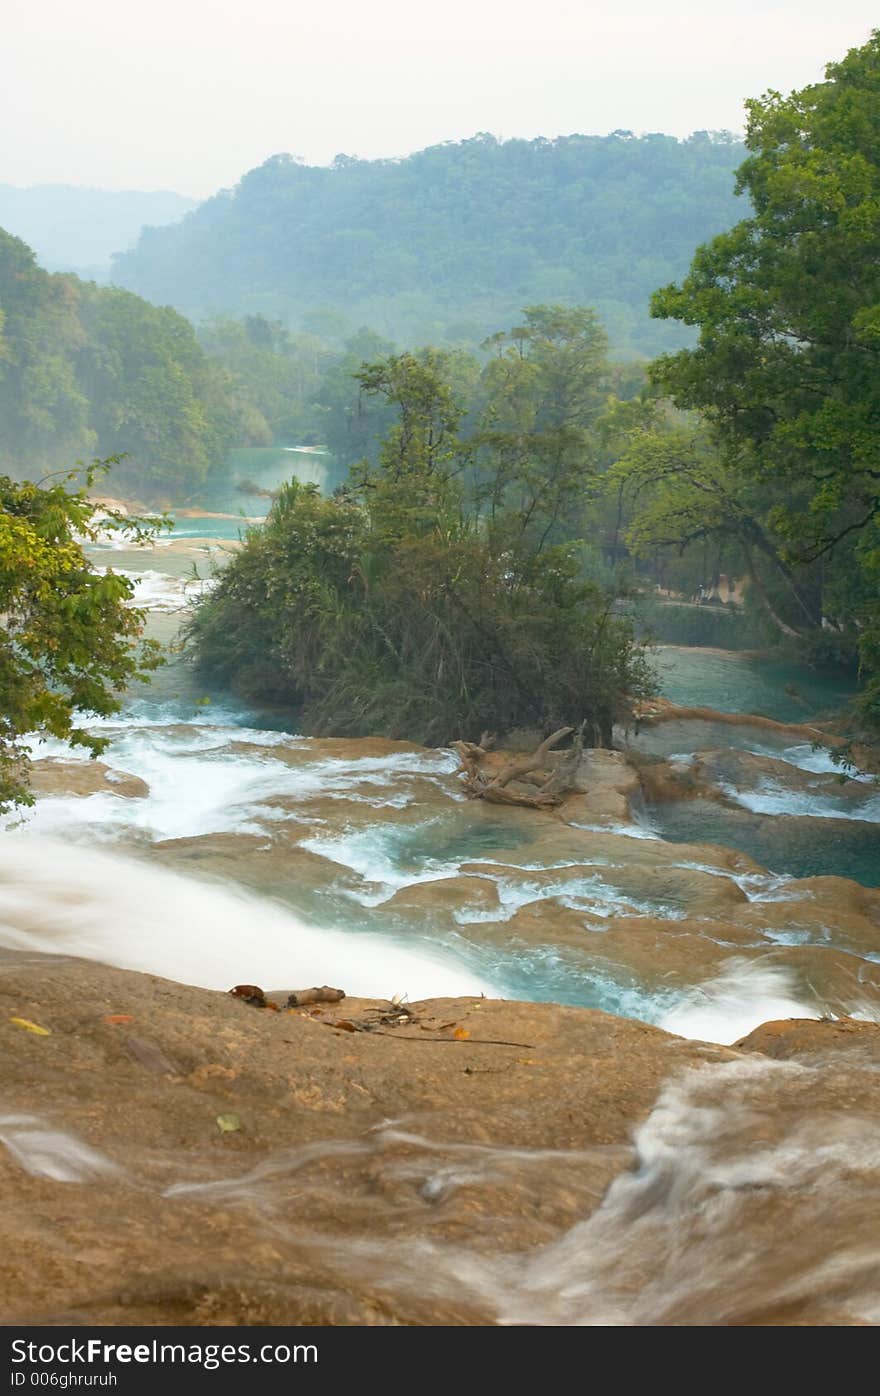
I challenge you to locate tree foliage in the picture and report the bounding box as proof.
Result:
[0,462,162,809]
[190,326,652,744]
[646,32,880,721]
[0,230,263,500]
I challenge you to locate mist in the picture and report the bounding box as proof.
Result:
[3,0,877,195]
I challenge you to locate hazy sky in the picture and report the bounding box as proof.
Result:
[4,1,877,197]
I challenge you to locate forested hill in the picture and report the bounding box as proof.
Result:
[114,132,746,356]
[0,229,265,500]
[0,184,195,280]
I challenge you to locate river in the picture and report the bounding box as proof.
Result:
[0,509,877,1046]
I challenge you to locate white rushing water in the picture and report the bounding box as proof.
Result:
[0,1114,124,1184]
[142,1055,879,1325]
[97,566,218,613]
[5,546,876,1046]
[0,834,493,1000]
[718,776,880,823]
[2,709,849,1039]
[656,959,823,1042]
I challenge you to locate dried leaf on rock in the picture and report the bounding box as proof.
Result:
[9,1017,51,1036]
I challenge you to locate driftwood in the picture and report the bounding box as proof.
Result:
[230,983,346,1010]
[286,986,346,1008]
[453,725,583,809]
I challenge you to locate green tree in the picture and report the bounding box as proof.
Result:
[608,422,822,636]
[0,231,93,472]
[114,133,746,357]
[191,332,652,744]
[474,305,609,548]
[0,229,267,502]
[650,33,880,710]
[0,462,162,810]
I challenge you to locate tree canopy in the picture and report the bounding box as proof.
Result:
[646,31,880,722]
[190,321,653,744]
[0,230,266,500]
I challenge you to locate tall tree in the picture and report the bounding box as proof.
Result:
[474,305,609,548]
[191,326,652,744]
[650,32,880,713]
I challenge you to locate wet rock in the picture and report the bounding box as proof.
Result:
[735,1016,880,1062]
[385,875,501,918]
[29,761,149,800]
[559,748,641,826]
[636,756,731,807]
[696,748,879,820]
[0,954,877,1325]
[125,1035,177,1074]
[634,697,839,745]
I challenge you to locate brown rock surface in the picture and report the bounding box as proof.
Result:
[634,697,839,744]
[735,1016,880,1061]
[29,760,149,800]
[1,951,878,1326]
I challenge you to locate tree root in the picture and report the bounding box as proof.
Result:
[452,723,584,809]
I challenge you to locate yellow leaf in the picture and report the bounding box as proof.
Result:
[453,1027,470,1040]
[9,1017,51,1036]
[216,1113,241,1133]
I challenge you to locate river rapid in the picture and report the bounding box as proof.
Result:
[2,520,877,1040]
[1,521,879,1325]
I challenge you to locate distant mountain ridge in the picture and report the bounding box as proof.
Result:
[113,131,747,355]
[0,184,197,280]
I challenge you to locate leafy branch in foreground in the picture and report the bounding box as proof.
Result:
[0,459,165,810]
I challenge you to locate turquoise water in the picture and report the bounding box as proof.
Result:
[640,647,877,886]
[655,646,855,722]
[170,445,341,538]
[647,797,880,888]
[170,515,258,540]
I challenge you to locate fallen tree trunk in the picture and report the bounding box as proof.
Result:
[287,986,346,1007]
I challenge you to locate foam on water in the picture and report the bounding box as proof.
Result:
[0,1114,123,1183]
[770,743,874,782]
[97,566,218,613]
[657,958,820,1042]
[84,525,176,551]
[211,1055,880,1325]
[301,825,464,904]
[720,776,880,823]
[10,663,878,1039]
[671,861,800,903]
[302,824,683,923]
[452,870,683,924]
[16,723,459,843]
[569,820,662,841]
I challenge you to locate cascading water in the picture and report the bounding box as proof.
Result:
[4,531,879,1040]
